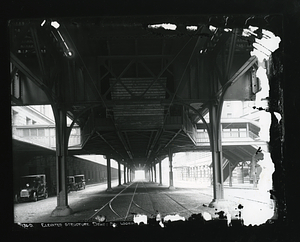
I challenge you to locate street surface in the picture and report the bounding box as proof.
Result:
[13,180,274,226]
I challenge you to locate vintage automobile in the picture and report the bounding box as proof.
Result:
[18,174,48,202]
[74,174,86,190]
[67,176,77,192]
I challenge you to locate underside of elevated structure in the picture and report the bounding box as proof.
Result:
[10,14,280,215]
[10,15,263,164]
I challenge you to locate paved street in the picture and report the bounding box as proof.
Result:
[14,180,274,226]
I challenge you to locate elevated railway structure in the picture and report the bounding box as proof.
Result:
[10,15,275,216]
[13,118,265,183]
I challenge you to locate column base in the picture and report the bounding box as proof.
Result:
[168,185,175,190]
[51,206,73,217]
[158,183,163,186]
[106,188,113,192]
[209,199,231,210]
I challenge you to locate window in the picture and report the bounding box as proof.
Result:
[223,128,231,138]
[231,128,239,137]
[239,128,247,137]
[38,129,45,136]
[23,129,29,136]
[31,129,37,136]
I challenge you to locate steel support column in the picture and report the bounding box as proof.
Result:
[229,161,232,187]
[106,157,113,191]
[154,163,157,183]
[51,108,73,216]
[148,167,151,182]
[149,166,152,182]
[127,167,130,183]
[151,165,154,182]
[209,103,224,207]
[168,150,175,189]
[118,162,122,186]
[123,164,127,184]
[251,152,264,188]
[241,162,244,184]
[159,161,163,186]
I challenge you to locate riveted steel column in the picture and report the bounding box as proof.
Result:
[209,103,224,206]
[154,163,157,183]
[123,164,127,184]
[106,157,112,191]
[229,161,232,187]
[148,167,151,182]
[169,150,175,189]
[51,107,73,216]
[241,162,244,184]
[118,162,122,186]
[132,169,135,181]
[127,167,130,183]
[150,164,153,182]
[151,165,154,182]
[159,161,163,186]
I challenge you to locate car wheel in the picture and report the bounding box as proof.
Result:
[32,192,37,202]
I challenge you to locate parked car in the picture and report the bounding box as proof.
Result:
[74,175,85,190]
[67,176,77,192]
[17,174,48,202]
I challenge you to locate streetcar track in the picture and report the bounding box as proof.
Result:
[131,182,158,215]
[124,182,139,220]
[87,182,134,221]
[90,182,269,222]
[114,181,158,221]
[163,193,194,215]
[89,182,143,222]
[126,182,193,218]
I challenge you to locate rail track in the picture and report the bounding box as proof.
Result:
[88,181,201,222]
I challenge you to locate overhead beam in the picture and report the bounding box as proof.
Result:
[10,52,56,102]
[97,54,173,60]
[217,55,258,100]
[163,129,182,150]
[117,131,133,160]
[103,60,136,98]
[95,131,124,159]
[30,26,46,79]
[61,24,108,109]
[195,55,258,123]
[139,60,173,98]
[146,130,162,160]
[145,131,154,156]
[225,29,238,81]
